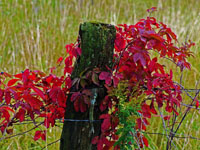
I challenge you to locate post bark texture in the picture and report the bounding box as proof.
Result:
[60,22,116,150]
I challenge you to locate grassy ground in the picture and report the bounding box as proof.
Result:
[0,0,200,149]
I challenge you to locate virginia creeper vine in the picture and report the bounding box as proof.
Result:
[0,7,197,150]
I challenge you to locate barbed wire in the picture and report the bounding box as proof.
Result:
[59,118,102,122]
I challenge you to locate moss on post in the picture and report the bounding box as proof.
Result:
[60,22,116,150]
[72,22,116,77]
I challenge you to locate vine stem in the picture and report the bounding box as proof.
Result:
[42,139,60,150]
[167,81,200,149]
[111,39,135,71]
[0,122,43,141]
[158,108,170,140]
[141,131,200,140]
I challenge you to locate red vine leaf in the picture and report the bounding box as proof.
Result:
[164,116,171,120]
[7,79,19,86]
[32,87,45,100]
[100,114,111,132]
[92,72,100,86]
[34,130,42,141]
[147,7,157,13]
[142,136,149,147]
[16,108,26,122]
[14,73,22,79]
[195,99,199,108]
[74,99,80,112]
[57,57,63,64]
[41,131,46,141]
[5,91,11,104]
[0,89,4,102]
[133,53,146,67]
[99,72,112,86]
[92,136,99,144]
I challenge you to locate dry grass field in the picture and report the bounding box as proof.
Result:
[0,0,200,149]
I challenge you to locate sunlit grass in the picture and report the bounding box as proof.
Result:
[0,0,200,149]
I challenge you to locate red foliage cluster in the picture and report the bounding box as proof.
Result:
[0,7,195,149]
[92,10,194,149]
[0,41,81,141]
[0,70,67,140]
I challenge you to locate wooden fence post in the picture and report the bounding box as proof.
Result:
[60,22,116,150]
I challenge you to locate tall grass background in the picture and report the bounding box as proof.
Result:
[0,0,200,149]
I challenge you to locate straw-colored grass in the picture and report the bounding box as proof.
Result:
[0,0,200,149]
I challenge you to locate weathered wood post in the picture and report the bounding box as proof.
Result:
[60,22,116,150]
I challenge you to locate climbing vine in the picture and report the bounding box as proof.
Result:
[0,7,196,150]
